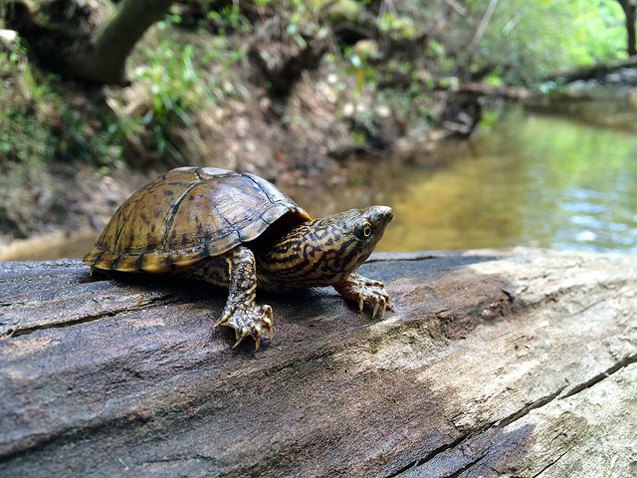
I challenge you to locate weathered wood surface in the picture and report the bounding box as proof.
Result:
[1,249,636,477]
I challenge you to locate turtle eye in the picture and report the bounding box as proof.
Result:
[358,222,372,239]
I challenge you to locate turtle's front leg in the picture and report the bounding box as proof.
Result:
[334,273,392,319]
[217,246,274,350]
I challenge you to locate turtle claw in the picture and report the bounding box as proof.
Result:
[215,311,231,328]
[232,327,251,349]
[335,274,392,320]
[381,302,390,320]
[218,304,274,350]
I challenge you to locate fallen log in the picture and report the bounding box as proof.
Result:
[1,248,636,477]
[545,57,637,84]
[457,81,535,101]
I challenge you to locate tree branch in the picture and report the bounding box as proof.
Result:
[3,0,174,85]
[69,0,174,84]
[468,0,499,52]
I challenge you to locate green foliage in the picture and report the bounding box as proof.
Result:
[1,42,78,166]
[1,37,128,170]
[136,40,200,125]
[322,0,364,23]
[404,0,626,82]
[344,43,378,96]
[473,0,626,80]
[168,1,251,34]
[350,129,367,145]
[128,22,245,163]
[0,36,131,236]
[0,9,253,172]
[478,107,502,128]
[377,12,417,40]
[134,39,199,161]
[207,5,251,35]
[0,105,50,172]
[1,0,632,182]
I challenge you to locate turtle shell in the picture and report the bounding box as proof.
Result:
[83,167,311,273]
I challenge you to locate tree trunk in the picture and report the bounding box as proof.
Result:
[1,249,637,476]
[71,0,175,84]
[4,0,174,84]
[627,5,637,56]
[618,0,637,56]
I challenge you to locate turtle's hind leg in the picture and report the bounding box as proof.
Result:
[187,246,274,350]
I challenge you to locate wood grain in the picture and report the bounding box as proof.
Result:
[1,249,636,477]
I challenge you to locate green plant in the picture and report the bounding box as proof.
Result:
[0,36,133,170]
[132,37,205,162]
[207,4,251,35]
[344,45,378,96]
[0,38,51,170]
[377,12,417,40]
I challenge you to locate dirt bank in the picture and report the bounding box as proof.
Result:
[0,4,484,249]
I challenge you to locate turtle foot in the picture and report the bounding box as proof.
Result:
[334,274,392,319]
[217,304,274,350]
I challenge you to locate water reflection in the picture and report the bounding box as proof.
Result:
[2,105,636,260]
[290,106,637,253]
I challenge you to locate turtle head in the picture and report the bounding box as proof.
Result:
[306,205,393,281]
[327,205,394,268]
[258,205,393,289]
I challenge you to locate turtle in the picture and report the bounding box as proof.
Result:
[83,167,393,349]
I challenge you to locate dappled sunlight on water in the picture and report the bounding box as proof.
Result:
[388,110,637,252]
[292,107,637,253]
[2,106,636,260]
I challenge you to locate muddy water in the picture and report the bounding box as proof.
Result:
[390,107,637,253]
[0,229,98,262]
[288,106,637,253]
[2,105,637,260]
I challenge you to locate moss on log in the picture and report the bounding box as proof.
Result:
[1,248,636,477]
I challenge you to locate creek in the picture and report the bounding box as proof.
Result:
[2,102,636,260]
[291,104,637,253]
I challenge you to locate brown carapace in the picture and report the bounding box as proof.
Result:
[84,167,393,349]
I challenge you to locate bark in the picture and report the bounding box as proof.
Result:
[457,81,534,99]
[627,4,637,56]
[3,0,173,84]
[1,249,636,477]
[73,0,175,84]
[618,0,637,56]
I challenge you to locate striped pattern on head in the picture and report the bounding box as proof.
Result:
[256,206,393,289]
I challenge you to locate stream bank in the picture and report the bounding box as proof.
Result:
[3,3,636,255]
[3,100,637,260]
[1,4,482,248]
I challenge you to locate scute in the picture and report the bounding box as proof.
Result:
[83,167,311,273]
